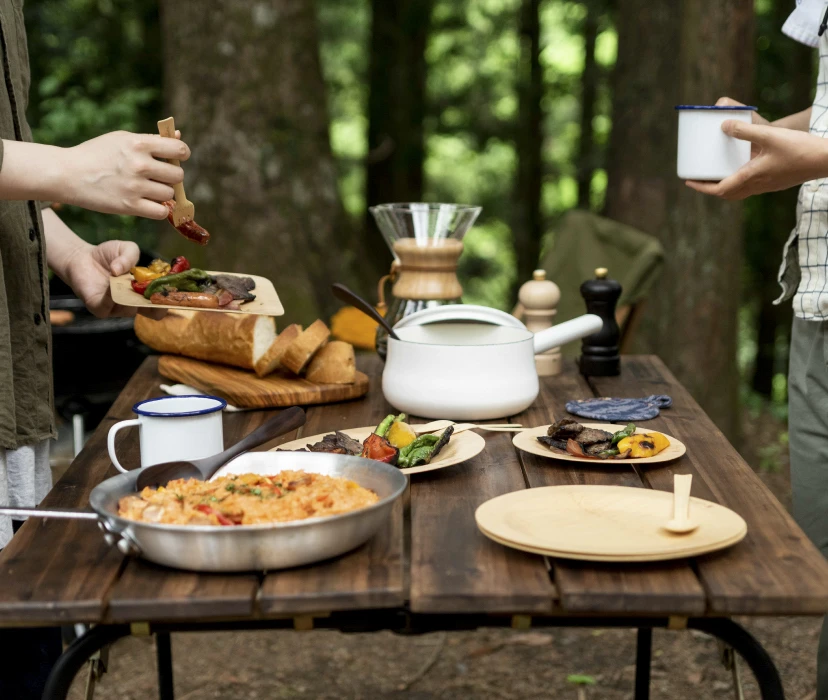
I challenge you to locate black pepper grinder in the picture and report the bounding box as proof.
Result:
[578,267,621,376]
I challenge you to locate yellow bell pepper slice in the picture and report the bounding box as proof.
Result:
[617,432,670,458]
[130,266,164,283]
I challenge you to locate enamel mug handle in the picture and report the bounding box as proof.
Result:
[107,419,141,474]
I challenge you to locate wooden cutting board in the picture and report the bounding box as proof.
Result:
[157,355,369,408]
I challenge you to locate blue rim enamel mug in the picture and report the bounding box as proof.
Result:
[107,395,226,473]
[676,105,758,181]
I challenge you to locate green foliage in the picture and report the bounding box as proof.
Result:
[25,0,162,249]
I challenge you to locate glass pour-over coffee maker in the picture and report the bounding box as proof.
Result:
[369,203,482,359]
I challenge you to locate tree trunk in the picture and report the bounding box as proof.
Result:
[512,0,543,293]
[364,0,432,281]
[605,0,754,440]
[577,0,599,210]
[158,0,356,324]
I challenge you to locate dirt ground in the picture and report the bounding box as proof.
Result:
[65,406,821,700]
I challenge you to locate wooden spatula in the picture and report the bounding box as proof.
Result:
[157,116,194,226]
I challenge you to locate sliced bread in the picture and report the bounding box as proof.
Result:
[280,319,330,375]
[305,341,356,384]
[253,324,303,377]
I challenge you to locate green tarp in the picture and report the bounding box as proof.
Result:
[535,209,664,356]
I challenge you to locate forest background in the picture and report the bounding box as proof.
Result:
[23,0,808,457]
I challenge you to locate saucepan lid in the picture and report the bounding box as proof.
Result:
[392,304,526,331]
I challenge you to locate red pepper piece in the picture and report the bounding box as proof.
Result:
[131,279,150,295]
[170,256,190,274]
[194,504,234,526]
[360,433,399,465]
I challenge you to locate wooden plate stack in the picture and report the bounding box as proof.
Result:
[475,485,747,562]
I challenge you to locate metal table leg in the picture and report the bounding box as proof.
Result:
[156,632,174,700]
[634,628,652,700]
[689,618,784,700]
[42,625,130,700]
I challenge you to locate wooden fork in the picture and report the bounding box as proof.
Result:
[157,116,194,226]
[411,420,524,435]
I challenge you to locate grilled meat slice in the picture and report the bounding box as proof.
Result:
[584,440,613,456]
[214,275,256,301]
[536,435,568,453]
[304,431,362,456]
[546,418,584,439]
[577,427,614,445]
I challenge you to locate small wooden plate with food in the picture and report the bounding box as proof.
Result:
[271,414,486,476]
[110,255,283,316]
[513,420,686,465]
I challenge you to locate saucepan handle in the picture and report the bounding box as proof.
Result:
[533,314,603,355]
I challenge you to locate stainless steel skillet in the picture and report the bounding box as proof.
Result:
[0,452,407,572]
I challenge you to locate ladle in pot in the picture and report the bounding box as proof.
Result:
[331,283,400,341]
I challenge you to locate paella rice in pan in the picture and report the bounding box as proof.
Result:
[118,470,379,526]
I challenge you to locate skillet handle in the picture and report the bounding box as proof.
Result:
[0,506,99,520]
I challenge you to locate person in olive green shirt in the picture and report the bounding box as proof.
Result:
[0,1,191,697]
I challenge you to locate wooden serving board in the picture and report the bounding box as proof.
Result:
[110,270,284,316]
[475,485,747,562]
[157,355,369,409]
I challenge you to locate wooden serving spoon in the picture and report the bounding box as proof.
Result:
[136,406,306,490]
[157,116,194,226]
[665,473,698,534]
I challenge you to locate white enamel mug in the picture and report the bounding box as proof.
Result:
[676,105,757,181]
[107,395,226,473]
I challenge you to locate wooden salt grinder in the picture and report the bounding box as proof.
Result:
[578,267,621,376]
[518,269,561,376]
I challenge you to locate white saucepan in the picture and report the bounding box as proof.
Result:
[382,305,603,420]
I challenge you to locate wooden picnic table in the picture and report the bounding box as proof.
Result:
[1,355,827,700]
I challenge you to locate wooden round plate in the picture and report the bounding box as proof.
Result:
[475,485,747,562]
[513,423,686,465]
[266,427,486,475]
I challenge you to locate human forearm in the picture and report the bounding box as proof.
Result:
[772,107,812,132]
[0,140,65,202]
[0,131,188,219]
[42,207,92,283]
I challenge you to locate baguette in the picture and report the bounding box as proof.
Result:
[253,324,302,377]
[280,319,330,375]
[134,310,276,370]
[305,341,356,384]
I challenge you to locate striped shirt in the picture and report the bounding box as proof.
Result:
[776,29,828,318]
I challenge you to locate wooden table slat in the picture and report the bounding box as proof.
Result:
[589,356,828,615]
[516,365,707,615]
[0,361,164,624]
[258,366,405,614]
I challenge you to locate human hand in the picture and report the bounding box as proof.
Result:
[714,97,768,159]
[63,240,164,319]
[56,130,190,220]
[685,121,828,200]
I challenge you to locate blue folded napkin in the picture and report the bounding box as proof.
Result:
[565,395,672,422]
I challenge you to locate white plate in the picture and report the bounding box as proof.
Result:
[513,423,686,465]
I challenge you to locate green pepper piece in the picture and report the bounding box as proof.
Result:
[611,423,636,447]
[143,269,212,298]
[399,434,439,460]
[596,448,620,458]
[374,414,398,438]
[400,445,434,468]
